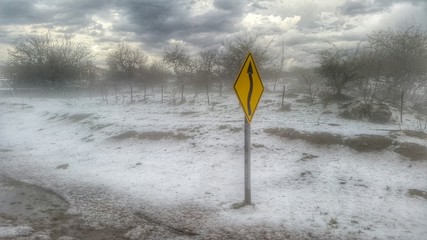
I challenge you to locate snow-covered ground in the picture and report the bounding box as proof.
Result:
[1,91,426,239]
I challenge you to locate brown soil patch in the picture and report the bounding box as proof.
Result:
[402,130,427,139]
[278,103,291,111]
[90,123,113,131]
[219,125,242,133]
[300,153,319,161]
[306,132,343,145]
[295,98,313,103]
[264,128,418,157]
[264,128,343,145]
[111,131,139,140]
[394,142,427,160]
[111,131,189,141]
[137,131,189,140]
[68,113,93,122]
[180,111,198,116]
[408,189,427,200]
[344,135,393,152]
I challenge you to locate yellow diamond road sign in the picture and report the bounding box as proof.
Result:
[234,52,264,123]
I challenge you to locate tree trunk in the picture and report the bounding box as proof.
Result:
[161,83,164,103]
[370,81,379,103]
[192,71,197,97]
[130,81,133,102]
[100,86,108,104]
[114,84,118,102]
[206,78,210,105]
[400,91,404,123]
[273,79,278,92]
[144,80,147,100]
[181,83,184,102]
[281,85,286,107]
[337,87,342,99]
[308,85,313,102]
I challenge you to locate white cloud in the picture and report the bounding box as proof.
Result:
[242,13,301,32]
[318,11,341,26]
[189,0,214,16]
[376,2,427,29]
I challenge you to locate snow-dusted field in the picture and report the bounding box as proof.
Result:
[1,91,426,239]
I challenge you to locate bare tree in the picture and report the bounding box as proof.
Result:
[187,58,198,97]
[294,67,322,103]
[317,44,361,98]
[273,42,286,92]
[80,60,100,98]
[162,44,190,102]
[354,48,383,103]
[368,21,427,104]
[198,48,218,105]
[5,33,92,90]
[137,65,150,100]
[217,34,273,88]
[106,43,145,102]
[146,61,168,103]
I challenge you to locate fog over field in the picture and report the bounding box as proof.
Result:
[0,1,426,239]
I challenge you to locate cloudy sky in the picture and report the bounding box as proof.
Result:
[0,0,426,68]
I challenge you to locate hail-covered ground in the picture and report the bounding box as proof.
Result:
[1,89,426,239]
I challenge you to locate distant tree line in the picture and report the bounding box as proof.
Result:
[3,32,275,103]
[293,22,427,108]
[4,33,93,89]
[2,21,426,107]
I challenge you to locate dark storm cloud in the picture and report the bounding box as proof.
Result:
[114,0,246,49]
[0,0,49,24]
[1,0,426,65]
[0,0,115,27]
[117,0,187,34]
[0,0,116,45]
[59,0,114,11]
[338,0,381,16]
[250,2,268,10]
[338,0,426,16]
[51,0,115,29]
[0,0,103,29]
[213,0,242,11]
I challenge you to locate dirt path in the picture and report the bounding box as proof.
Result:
[0,175,304,240]
[0,175,136,239]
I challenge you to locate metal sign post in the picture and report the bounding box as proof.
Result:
[244,117,251,205]
[234,52,264,206]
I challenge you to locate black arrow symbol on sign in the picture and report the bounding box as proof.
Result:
[247,62,254,116]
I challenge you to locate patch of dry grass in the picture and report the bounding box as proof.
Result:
[111,131,139,140]
[402,130,427,139]
[111,130,190,141]
[344,135,393,152]
[264,128,425,160]
[264,128,343,145]
[218,124,242,133]
[68,113,93,122]
[90,123,113,131]
[394,142,427,161]
[138,131,190,140]
[408,189,427,200]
